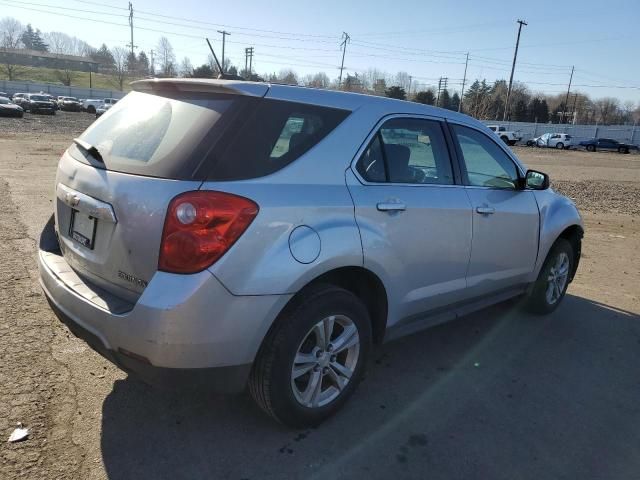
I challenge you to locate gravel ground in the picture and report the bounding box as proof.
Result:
[1,116,639,480]
[0,111,94,137]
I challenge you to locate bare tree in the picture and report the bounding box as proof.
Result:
[303,72,329,88]
[179,56,193,77]
[110,46,128,90]
[0,17,24,80]
[277,69,298,85]
[156,36,176,77]
[595,97,619,125]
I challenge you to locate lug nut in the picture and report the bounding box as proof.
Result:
[316,350,323,358]
[330,355,337,362]
[323,367,329,374]
[313,365,320,372]
[327,344,334,352]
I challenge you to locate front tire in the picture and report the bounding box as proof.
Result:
[526,239,574,315]
[586,144,596,152]
[500,135,509,145]
[556,142,565,150]
[249,284,371,428]
[87,105,96,114]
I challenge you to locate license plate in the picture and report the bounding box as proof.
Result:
[69,210,97,249]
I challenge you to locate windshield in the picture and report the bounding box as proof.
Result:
[64,97,78,101]
[72,90,240,179]
[0,98,10,104]
[30,95,48,101]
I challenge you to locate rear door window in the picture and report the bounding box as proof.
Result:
[209,99,350,180]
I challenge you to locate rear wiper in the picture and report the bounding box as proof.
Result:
[73,138,104,163]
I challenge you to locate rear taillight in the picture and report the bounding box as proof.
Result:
[158,191,258,274]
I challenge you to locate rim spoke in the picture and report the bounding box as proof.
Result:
[332,325,359,354]
[292,352,317,379]
[327,364,350,391]
[546,282,555,303]
[323,316,335,347]
[330,361,353,380]
[312,321,327,349]
[301,370,322,407]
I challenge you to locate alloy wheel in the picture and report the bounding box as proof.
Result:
[291,314,360,408]
[545,252,570,305]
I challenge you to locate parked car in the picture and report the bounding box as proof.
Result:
[579,138,638,154]
[38,79,583,427]
[25,94,56,114]
[528,133,573,149]
[95,99,119,118]
[82,98,103,113]
[12,93,29,108]
[0,96,24,117]
[487,125,522,146]
[0,91,8,98]
[58,96,83,112]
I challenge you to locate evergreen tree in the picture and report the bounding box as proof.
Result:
[189,64,214,78]
[91,44,115,69]
[450,92,460,111]
[414,90,436,105]
[136,51,150,76]
[385,85,406,100]
[126,51,137,72]
[539,99,550,123]
[513,100,528,121]
[21,24,48,51]
[439,89,451,109]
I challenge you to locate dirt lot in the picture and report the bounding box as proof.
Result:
[1,112,639,480]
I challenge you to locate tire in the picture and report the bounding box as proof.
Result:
[249,284,372,428]
[500,135,509,145]
[556,142,564,150]
[618,147,629,154]
[586,144,596,152]
[526,238,574,315]
[87,105,96,114]
[526,140,534,147]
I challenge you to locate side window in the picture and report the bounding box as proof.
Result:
[356,118,454,185]
[452,124,520,189]
[356,134,386,182]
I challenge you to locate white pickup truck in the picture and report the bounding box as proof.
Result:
[82,98,118,114]
[487,125,522,146]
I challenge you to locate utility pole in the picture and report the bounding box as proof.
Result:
[459,52,469,112]
[127,2,137,59]
[437,77,448,106]
[562,65,574,124]
[150,49,154,75]
[408,75,412,97]
[503,19,527,121]
[571,92,578,124]
[217,30,230,73]
[338,32,350,88]
[244,47,254,77]
[249,48,253,76]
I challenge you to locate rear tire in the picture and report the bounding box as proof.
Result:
[586,145,596,152]
[249,284,371,428]
[556,142,564,150]
[87,105,96,114]
[500,135,509,145]
[526,239,574,315]
[618,146,629,154]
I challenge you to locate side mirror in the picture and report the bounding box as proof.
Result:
[525,169,550,190]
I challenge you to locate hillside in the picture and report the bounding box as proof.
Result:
[0,66,141,91]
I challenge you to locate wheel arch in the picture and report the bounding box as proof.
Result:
[275,266,389,345]
[557,224,583,281]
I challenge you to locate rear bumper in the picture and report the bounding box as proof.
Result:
[38,218,292,392]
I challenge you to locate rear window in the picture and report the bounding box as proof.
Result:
[208,99,350,180]
[70,91,244,179]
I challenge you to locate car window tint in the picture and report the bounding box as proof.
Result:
[378,118,454,185]
[356,134,386,182]
[452,124,519,189]
[211,99,350,180]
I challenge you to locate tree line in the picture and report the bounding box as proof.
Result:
[1,16,638,125]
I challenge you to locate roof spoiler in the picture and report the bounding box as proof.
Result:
[130,78,269,97]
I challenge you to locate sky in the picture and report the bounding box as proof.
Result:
[1,0,639,103]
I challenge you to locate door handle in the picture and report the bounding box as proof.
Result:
[475,206,495,215]
[377,202,406,212]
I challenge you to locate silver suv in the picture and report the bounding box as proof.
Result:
[38,79,583,427]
